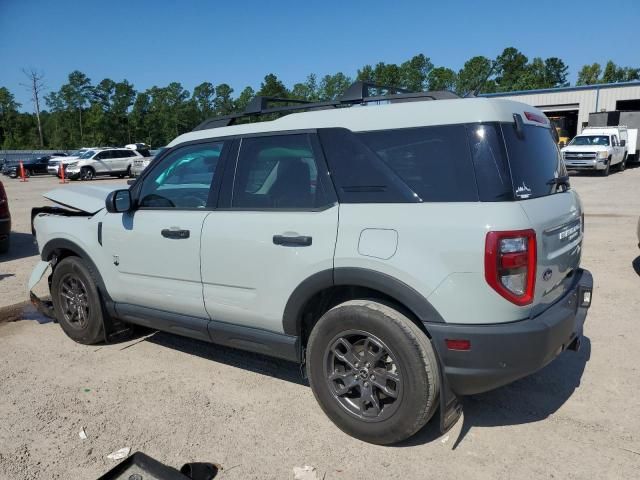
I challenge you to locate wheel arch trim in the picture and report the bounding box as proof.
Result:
[282,267,445,336]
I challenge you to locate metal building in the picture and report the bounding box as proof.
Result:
[482,81,640,140]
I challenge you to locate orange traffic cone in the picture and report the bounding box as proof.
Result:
[59,163,67,184]
[19,161,28,182]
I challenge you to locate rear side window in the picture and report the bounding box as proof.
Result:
[318,128,418,203]
[358,125,478,202]
[466,123,513,201]
[502,124,566,199]
[232,134,329,209]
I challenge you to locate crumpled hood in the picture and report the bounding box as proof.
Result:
[43,185,120,214]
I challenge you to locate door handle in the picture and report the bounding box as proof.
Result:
[273,235,312,246]
[161,228,190,239]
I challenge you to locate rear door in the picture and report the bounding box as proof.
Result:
[102,140,229,339]
[501,122,583,315]
[200,133,339,333]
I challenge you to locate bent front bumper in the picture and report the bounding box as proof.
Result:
[428,268,593,396]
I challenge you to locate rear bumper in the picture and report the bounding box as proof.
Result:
[428,268,593,396]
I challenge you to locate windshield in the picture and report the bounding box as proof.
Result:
[569,135,610,146]
[79,150,96,159]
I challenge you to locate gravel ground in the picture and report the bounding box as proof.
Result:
[1,170,640,479]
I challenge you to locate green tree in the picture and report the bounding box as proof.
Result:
[318,72,351,100]
[544,57,569,87]
[213,83,235,116]
[457,56,496,96]
[577,63,602,85]
[0,87,22,148]
[495,47,529,91]
[192,82,216,122]
[400,54,433,91]
[235,86,255,112]
[257,74,289,98]
[291,74,320,101]
[428,67,457,91]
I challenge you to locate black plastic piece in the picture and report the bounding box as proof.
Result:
[161,228,190,239]
[273,235,312,246]
[192,81,460,132]
[97,451,197,479]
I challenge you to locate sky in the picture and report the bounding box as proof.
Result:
[1,0,639,110]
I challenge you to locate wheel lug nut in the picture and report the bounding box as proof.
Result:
[371,375,375,380]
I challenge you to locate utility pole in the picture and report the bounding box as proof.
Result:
[21,68,46,148]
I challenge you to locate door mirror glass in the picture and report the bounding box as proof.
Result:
[106,189,132,213]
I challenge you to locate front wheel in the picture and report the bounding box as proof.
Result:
[50,257,105,344]
[80,166,95,181]
[307,300,440,445]
[600,159,610,177]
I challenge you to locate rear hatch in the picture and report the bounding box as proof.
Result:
[501,121,583,315]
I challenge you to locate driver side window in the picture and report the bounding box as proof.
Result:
[139,141,225,209]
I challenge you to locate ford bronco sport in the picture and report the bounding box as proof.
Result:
[29,82,593,444]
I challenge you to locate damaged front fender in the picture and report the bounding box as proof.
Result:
[27,260,55,319]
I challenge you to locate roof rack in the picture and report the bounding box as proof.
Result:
[192,81,460,131]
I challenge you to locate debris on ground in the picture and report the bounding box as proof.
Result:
[78,427,87,440]
[106,447,131,460]
[293,465,320,480]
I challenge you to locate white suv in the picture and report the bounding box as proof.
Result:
[29,83,593,444]
[65,147,142,180]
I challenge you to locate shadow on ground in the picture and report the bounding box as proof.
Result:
[146,331,306,386]
[1,232,39,262]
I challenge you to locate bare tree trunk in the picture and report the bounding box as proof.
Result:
[21,68,46,147]
[79,108,83,143]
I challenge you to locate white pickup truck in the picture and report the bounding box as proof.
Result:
[561,126,629,176]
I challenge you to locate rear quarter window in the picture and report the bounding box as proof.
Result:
[358,125,478,202]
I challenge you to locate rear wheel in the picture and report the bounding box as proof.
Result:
[307,300,439,445]
[618,154,627,172]
[80,166,95,181]
[50,257,104,344]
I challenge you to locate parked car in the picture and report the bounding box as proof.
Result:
[64,148,143,180]
[48,149,93,175]
[4,155,58,178]
[130,148,165,177]
[0,180,10,253]
[29,83,593,445]
[561,126,629,176]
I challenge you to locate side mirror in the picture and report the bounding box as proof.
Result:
[105,189,132,213]
[620,140,626,147]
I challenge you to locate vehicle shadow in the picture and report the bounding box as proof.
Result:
[145,331,307,386]
[632,256,640,276]
[0,232,39,262]
[403,337,591,449]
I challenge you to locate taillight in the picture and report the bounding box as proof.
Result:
[0,182,8,217]
[485,229,536,306]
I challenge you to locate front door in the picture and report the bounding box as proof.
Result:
[92,150,112,173]
[102,140,228,337]
[201,133,339,333]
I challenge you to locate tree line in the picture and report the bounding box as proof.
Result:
[1,47,638,150]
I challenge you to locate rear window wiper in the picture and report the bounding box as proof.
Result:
[546,175,570,190]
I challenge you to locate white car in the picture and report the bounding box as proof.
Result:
[65,148,143,180]
[29,83,593,444]
[561,126,629,176]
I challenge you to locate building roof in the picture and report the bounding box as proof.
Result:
[481,81,640,98]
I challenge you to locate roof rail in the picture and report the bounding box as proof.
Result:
[192,81,460,131]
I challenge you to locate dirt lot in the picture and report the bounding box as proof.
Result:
[1,171,639,479]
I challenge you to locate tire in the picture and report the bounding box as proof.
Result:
[618,154,627,172]
[24,169,31,178]
[600,159,610,177]
[307,300,439,445]
[126,165,132,178]
[50,256,105,344]
[80,166,95,181]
